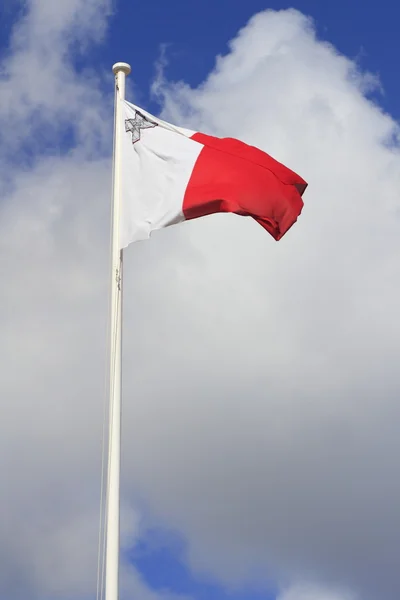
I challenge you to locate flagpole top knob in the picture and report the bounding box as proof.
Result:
[112,62,131,75]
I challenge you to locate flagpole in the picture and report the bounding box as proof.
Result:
[105,61,131,600]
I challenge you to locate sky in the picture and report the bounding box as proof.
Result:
[1,1,400,600]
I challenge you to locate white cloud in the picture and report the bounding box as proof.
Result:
[277,585,356,600]
[1,4,400,600]
[0,0,112,156]
[123,9,400,600]
[0,2,184,600]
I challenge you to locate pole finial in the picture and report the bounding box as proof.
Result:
[112,62,131,76]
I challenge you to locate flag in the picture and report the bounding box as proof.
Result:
[119,100,307,248]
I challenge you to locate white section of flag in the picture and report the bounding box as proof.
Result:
[119,100,202,248]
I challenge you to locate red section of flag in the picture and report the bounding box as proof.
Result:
[183,132,307,240]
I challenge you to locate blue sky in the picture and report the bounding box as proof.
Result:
[99,0,400,118]
[1,1,400,600]
[130,530,275,600]
[2,0,399,144]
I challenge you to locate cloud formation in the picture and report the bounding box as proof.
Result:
[0,2,166,599]
[277,585,356,600]
[124,9,400,600]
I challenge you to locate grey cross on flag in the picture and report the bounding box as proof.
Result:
[125,111,157,144]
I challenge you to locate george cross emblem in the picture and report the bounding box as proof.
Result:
[125,111,157,144]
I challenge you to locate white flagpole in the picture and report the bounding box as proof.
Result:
[105,61,131,600]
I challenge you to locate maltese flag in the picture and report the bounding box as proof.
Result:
[119,99,307,248]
